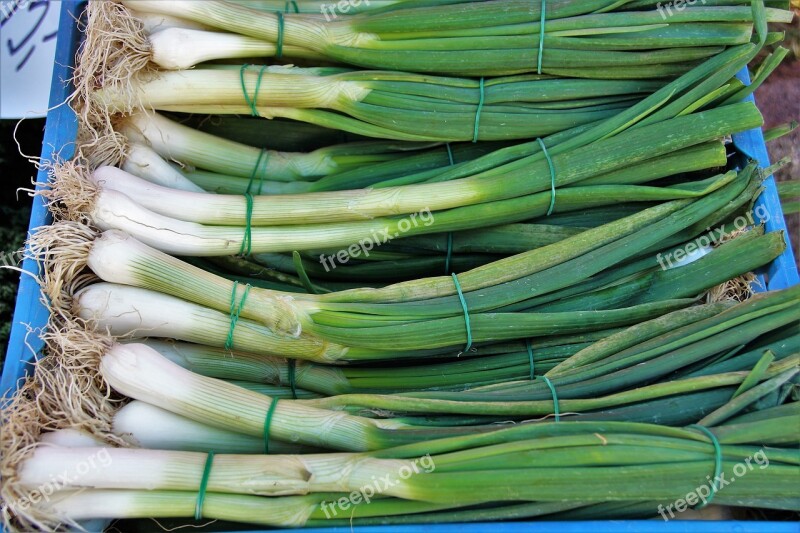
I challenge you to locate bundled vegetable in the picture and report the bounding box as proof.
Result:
[93,65,665,142]
[38,159,783,359]
[112,0,793,76]
[117,111,505,192]
[3,333,798,529]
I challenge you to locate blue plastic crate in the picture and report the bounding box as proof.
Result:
[1,2,798,531]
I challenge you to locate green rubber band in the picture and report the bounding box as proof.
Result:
[537,138,557,216]
[239,64,269,117]
[472,78,485,143]
[285,0,299,12]
[275,11,285,58]
[451,273,472,353]
[444,232,454,275]
[526,339,535,380]
[263,397,280,454]
[287,359,298,399]
[540,376,560,421]
[688,424,723,509]
[239,193,255,256]
[246,148,269,195]
[445,143,455,166]
[537,0,547,74]
[194,451,215,520]
[225,281,251,350]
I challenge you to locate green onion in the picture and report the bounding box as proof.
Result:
[119,0,793,76]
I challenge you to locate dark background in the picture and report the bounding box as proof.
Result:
[0,117,40,363]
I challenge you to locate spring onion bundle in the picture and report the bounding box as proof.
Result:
[4,357,798,529]
[41,160,781,359]
[117,0,793,76]
[94,65,663,142]
[118,111,505,193]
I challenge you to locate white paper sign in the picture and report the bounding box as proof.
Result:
[0,0,60,118]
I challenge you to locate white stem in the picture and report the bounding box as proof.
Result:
[121,111,339,181]
[87,187,441,256]
[99,343,404,450]
[121,143,204,192]
[74,283,340,361]
[113,401,309,454]
[34,489,321,526]
[149,27,277,69]
[87,160,483,226]
[19,446,413,497]
[95,69,367,113]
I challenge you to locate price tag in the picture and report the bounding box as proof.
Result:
[1,0,60,118]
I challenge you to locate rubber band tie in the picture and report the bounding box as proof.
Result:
[225,281,251,350]
[275,11,285,58]
[451,273,472,353]
[540,375,560,421]
[285,1,299,12]
[239,64,269,117]
[537,137,557,216]
[472,78,485,143]
[246,148,269,195]
[194,452,215,520]
[687,424,723,509]
[239,193,255,256]
[263,397,280,454]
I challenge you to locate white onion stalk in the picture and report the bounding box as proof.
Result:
[28,490,342,528]
[120,142,203,192]
[148,27,325,69]
[19,446,417,497]
[95,68,372,114]
[120,111,437,183]
[89,162,480,226]
[82,184,459,256]
[98,343,411,450]
[73,283,346,362]
[113,401,317,454]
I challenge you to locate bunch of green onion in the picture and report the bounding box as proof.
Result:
[118,0,793,76]
[94,65,666,141]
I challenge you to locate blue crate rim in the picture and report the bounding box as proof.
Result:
[1,2,798,532]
